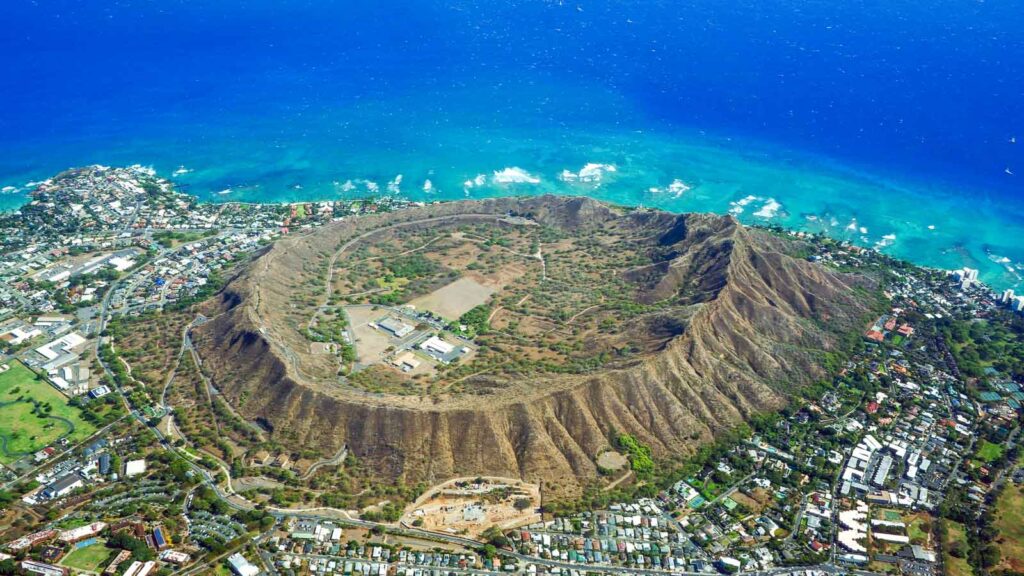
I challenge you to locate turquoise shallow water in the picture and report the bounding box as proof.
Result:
[2,111,1020,292]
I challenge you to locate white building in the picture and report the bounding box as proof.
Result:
[125,459,147,477]
[420,335,455,356]
[227,553,260,576]
[58,521,107,543]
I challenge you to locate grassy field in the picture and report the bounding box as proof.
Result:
[975,440,1004,463]
[942,521,972,576]
[61,540,113,572]
[0,360,97,465]
[994,475,1024,573]
[904,512,933,546]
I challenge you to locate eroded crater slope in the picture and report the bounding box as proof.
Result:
[192,196,874,495]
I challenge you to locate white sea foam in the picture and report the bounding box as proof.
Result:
[492,167,540,185]
[860,227,868,235]
[648,179,691,198]
[752,198,782,219]
[559,163,617,184]
[845,218,859,232]
[365,181,379,193]
[386,174,403,194]
[463,174,487,194]
[423,179,434,192]
[728,195,760,215]
[874,233,897,249]
[1,186,19,194]
[338,180,356,193]
[172,166,193,177]
[217,188,233,195]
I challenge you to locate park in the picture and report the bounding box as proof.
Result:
[0,360,96,466]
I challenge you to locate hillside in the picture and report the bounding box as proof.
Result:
[191,196,875,496]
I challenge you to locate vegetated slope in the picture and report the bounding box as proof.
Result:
[191,196,874,495]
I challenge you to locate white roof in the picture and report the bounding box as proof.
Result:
[421,336,455,355]
[125,459,147,477]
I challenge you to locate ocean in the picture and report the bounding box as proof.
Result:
[1,0,1022,289]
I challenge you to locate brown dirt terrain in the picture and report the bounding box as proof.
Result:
[191,196,876,498]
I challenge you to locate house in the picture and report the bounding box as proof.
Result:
[865,330,884,343]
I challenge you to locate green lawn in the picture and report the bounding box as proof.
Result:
[976,440,1004,463]
[904,512,933,546]
[0,360,97,464]
[61,540,113,572]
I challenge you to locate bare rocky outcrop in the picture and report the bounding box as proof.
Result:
[192,196,874,495]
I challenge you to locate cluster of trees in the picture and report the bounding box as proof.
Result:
[152,229,216,249]
[615,433,655,477]
[360,501,403,522]
[107,531,155,561]
[941,484,1005,570]
[456,305,491,336]
[941,316,1024,379]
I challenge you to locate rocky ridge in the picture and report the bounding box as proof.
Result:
[192,196,875,494]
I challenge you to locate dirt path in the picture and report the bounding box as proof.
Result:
[405,475,539,512]
[486,306,504,324]
[566,304,600,324]
[299,444,348,480]
[603,470,634,491]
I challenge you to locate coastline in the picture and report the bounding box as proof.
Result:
[2,160,1021,297]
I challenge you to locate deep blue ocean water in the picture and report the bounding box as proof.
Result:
[1,0,1022,288]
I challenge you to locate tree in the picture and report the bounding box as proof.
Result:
[948,540,967,559]
[482,526,509,548]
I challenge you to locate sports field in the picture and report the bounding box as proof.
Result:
[0,360,97,465]
[61,540,113,572]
